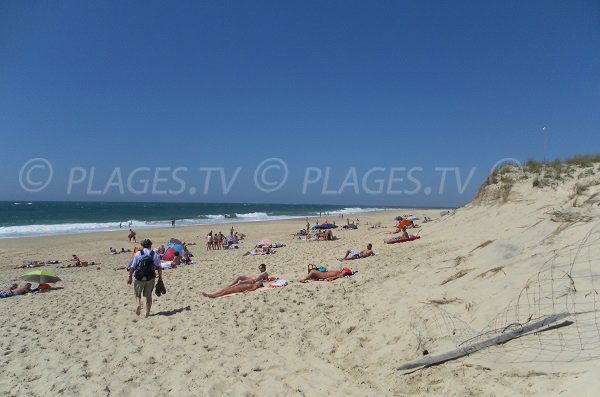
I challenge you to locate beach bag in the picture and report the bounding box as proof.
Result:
[134,251,156,281]
[307,264,328,273]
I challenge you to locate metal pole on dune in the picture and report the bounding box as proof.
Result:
[542,126,548,164]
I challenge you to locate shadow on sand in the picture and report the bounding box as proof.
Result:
[151,305,191,317]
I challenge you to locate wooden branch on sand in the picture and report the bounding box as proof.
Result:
[397,312,571,372]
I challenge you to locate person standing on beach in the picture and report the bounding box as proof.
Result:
[128,229,137,243]
[127,239,163,317]
[207,231,213,251]
[171,219,176,227]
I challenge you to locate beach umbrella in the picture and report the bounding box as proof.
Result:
[20,269,61,284]
[314,223,338,230]
[257,239,273,246]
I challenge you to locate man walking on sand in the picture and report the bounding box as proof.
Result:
[128,239,163,317]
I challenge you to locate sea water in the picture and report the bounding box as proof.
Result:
[0,201,386,238]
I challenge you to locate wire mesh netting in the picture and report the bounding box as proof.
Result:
[400,223,600,370]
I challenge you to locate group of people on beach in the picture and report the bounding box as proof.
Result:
[125,236,372,310]
[206,228,245,251]
[121,213,424,315]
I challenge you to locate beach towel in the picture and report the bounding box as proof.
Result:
[386,236,421,244]
[265,278,288,288]
[160,261,173,269]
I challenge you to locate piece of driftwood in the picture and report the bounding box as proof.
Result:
[397,312,571,372]
[423,297,463,306]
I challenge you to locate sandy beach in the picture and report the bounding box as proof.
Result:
[2,165,600,396]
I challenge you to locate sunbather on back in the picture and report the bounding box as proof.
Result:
[201,281,263,298]
[299,268,353,282]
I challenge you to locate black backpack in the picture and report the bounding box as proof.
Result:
[134,250,156,281]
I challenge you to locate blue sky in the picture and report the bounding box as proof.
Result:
[1,0,599,206]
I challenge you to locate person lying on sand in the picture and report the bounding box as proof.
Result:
[13,262,47,269]
[228,264,268,286]
[0,283,32,298]
[384,228,418,243]
[299,268,353,282]
[368,222,382,230]
[201,281,263,298]
[242,246,275,256]
[341,244,374,260]
[59,256,97,268]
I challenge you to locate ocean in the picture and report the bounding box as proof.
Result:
[0,201,388,238]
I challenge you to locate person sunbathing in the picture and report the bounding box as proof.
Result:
[341,244,374,260]
[59,256,97,268]
[242,246,275,256]
[0,283,32,298]
[228,264,268,286]
[13,262,47,269]
[299,268,353,282]
[400,227,409,239]
[385,229,416,243]
[171,253,182,268]
[201,281,263,298]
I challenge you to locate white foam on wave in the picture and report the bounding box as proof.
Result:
[206,214,226,220]
[235,212,270,219]
[328,207,385,215]
[0,222,123,238]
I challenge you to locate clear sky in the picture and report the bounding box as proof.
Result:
[2,0,599,207]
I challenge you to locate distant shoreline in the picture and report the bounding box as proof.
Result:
[0,206,451,240]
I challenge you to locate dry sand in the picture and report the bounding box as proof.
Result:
[1,165,600,396]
